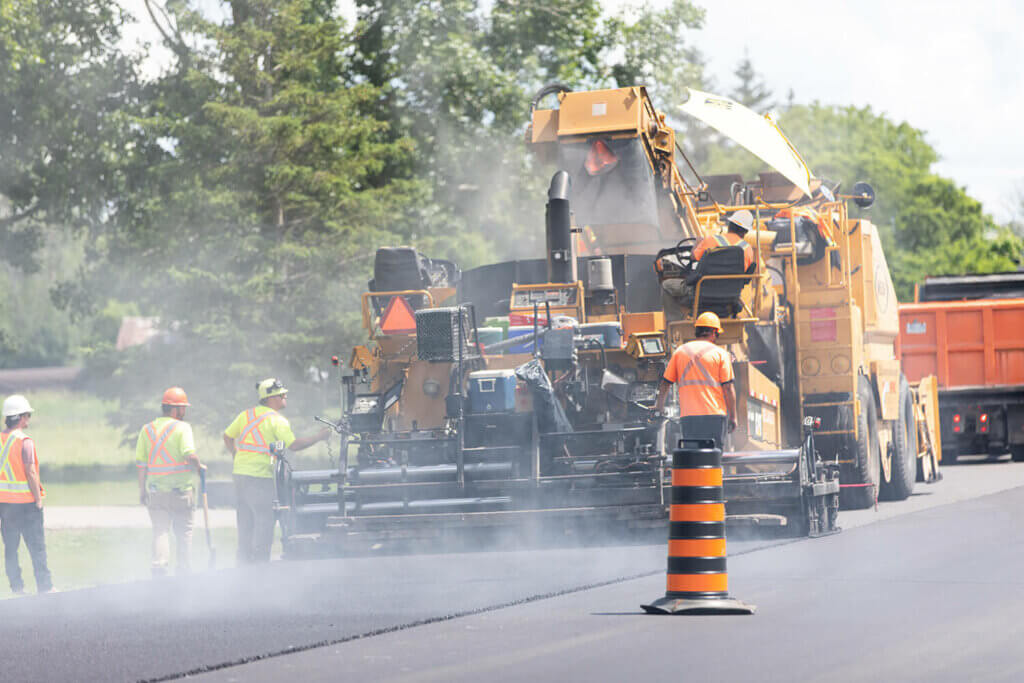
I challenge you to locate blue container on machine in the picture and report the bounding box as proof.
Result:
[506,326,538,354]
[468,369,518,413]
[578,322,623,349]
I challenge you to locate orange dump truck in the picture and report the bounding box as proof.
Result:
[898,273,1024,462]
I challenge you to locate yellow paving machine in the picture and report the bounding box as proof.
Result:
[278,86,941,554]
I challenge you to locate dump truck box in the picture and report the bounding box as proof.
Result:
[898,296,1024,461]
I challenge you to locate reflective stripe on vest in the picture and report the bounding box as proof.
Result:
[0,431,31,497]
[236,409,276,455]
[144,420,190,476]
[677,341,721,388]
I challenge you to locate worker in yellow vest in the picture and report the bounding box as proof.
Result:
[223,378,329,563]
[136,387,202,576]
[0,394,53,594]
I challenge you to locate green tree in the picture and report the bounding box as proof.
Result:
[730,49,773,113]
[0,0,141,269]
[82,0,421,432]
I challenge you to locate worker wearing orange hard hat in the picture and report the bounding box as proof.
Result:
[653,312,737,451]
[136,387,202,576]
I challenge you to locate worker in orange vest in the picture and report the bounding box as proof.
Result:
[0,394,53,594]
[661,210,756,321]
[653,312,737,451]
[691,209,755,271]
[136,387,202,576]
[223,379,329,563]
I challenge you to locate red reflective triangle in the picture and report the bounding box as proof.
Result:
[585,139,619,176]
[380,295,417,335]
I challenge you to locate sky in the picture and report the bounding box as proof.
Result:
[119,0,1024,223]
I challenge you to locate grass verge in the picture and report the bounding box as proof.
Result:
[0,525,286,598]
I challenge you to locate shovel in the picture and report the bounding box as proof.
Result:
[199,465,216,569]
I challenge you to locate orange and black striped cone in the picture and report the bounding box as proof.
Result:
[642,439,754,615]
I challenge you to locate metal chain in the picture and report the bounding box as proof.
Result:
[325,433,335,470]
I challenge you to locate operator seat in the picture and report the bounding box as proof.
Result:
[369,247,433,313]
[687,245,755,318]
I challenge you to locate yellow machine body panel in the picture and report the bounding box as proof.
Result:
[554,88,647,138]
[733,361,782,450]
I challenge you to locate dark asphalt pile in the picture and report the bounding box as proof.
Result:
[0,537,768,682]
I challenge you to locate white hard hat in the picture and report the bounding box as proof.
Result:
[2,394,33,418]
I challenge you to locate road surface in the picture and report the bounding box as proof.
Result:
[0,462,1021,682]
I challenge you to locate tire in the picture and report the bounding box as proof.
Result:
[1012,445,1024,463]
[880,374,917,500]
[840,375,881,510]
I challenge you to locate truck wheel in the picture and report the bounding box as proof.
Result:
[880,375,917,500]
[1012,446,1024,463]
[841,375,881,510]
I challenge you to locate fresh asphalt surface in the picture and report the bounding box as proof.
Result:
[2,460,1023,682]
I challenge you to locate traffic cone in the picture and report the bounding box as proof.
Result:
[642,439,755,615]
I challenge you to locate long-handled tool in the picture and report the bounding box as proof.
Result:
[199,465,216,569]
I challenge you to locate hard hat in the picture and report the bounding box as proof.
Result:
[2,394,33,418]
[161,386,190,407]
[257,378,288,400]
[695,312,723,333]
[726,209,754,234]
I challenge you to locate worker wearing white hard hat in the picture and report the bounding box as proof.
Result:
[222,379,329,563]
[0,394,54,594]
[691,210,755,271]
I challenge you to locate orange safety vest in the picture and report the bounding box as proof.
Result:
[667,340,731,417]
[692,233,754,270]
[236,409,277,457]
[775,206,835,246]
[141,420,190,476]
[0,429,40,504]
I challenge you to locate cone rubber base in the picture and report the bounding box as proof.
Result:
[641,595,755,615]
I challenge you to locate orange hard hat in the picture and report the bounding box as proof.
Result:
[695,311,723,333]
[161,386,190,407]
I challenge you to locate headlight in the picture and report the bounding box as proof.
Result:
[352,396,380,415]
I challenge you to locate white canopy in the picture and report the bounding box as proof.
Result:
[680,89,814,198]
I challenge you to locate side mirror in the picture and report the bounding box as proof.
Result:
[852,181,875,209]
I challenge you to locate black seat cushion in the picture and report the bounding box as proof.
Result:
[687,245,753,318]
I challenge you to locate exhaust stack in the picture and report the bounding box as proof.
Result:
[546,170,576,284]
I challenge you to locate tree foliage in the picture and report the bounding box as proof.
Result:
[0,0,141,271]
[730,50,773,113]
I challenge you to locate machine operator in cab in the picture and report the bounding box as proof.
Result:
[660,210,755,320]
[653,312,737,451]
[692,209,755,271]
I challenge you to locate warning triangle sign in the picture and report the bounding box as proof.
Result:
[380,295,417,335]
